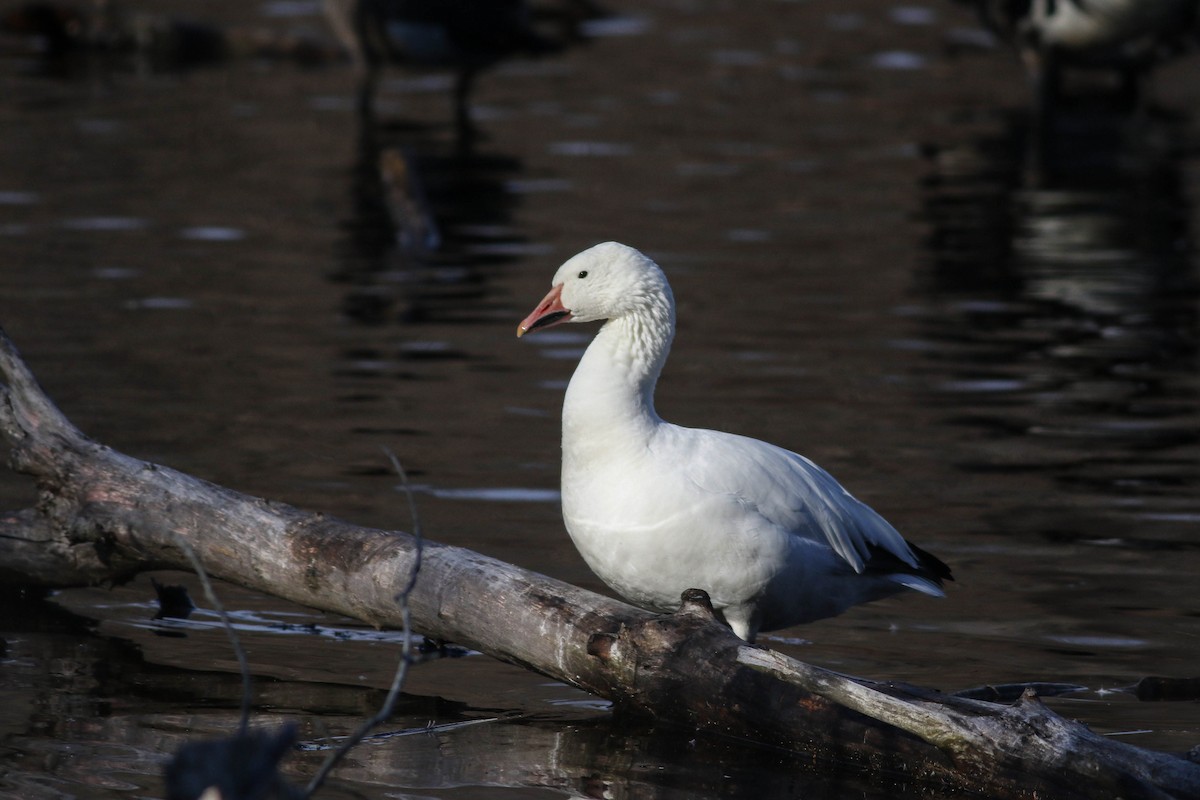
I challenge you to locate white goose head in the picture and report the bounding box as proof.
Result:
[517,242,674,337]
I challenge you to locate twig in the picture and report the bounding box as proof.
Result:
[301,449,424,798]
[172,534,253,735]
[298,715,513,750]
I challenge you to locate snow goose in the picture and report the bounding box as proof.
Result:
[517,242,952,642]
[962,0,1198,112]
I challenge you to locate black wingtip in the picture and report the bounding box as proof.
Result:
[863,540,953,585]
[907,540,954,584]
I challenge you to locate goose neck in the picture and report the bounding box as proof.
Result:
[563,305,674,441]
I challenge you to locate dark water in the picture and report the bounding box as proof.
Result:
[1,1,1198,798]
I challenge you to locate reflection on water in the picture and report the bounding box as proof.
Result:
[1,584,943,800]
[330,113,534,328]
[313,715,927,800]
[917,106,1200,544]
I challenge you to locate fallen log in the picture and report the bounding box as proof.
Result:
[0,325,1197,800]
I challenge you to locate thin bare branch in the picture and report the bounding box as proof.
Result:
[302,450,423,799]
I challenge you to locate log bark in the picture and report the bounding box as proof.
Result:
[0,326,1197,800]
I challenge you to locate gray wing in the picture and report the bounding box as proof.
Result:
[662,425,921,574]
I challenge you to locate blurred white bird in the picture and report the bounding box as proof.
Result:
[962,0,1199,114]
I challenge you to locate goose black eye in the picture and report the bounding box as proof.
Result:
[578,270,588,279]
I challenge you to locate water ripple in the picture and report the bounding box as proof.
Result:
[418,486,561,503]
[61,216,148,232]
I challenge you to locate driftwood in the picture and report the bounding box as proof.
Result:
[0,326,1197,800]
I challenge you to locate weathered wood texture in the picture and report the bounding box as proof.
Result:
[0,326,1197,799]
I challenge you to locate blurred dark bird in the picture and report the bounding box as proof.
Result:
[0,1,336,68]
[323,0,565,138]
[963,1,1200,113]
[0,2,86,57]
[165,725,300,800]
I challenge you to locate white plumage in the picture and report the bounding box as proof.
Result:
[1026,0,1196,51]
[518,242,951,641]
[965,0,1198,94]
